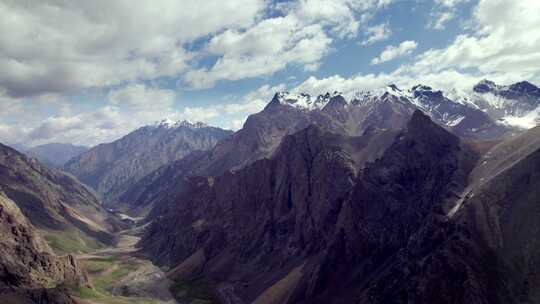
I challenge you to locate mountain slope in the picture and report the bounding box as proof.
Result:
[24,143,89,168]
[0,192,87,303]
[0,143,122,252]
[64,120,232,206]
[357,124,540,304]
[460,136,540,303]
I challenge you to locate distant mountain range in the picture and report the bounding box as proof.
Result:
[64,120,233,208]
[24,143,89,168]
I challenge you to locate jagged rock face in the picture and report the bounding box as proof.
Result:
[64,121,232,205]
[353,125,540,304]
[0,193,86,303]
[143,112,540,303]
[337,111,475,259]
[0,143,121,245]
[137,107,540,303]
[456,126,540,303]
[316,112,480,303]
[24,143,89,168]
[139,126,399,296]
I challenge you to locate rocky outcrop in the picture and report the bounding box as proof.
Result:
[122,92,422,217]
[0,192,87,303]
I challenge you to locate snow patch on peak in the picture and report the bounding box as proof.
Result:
[444,88,480,109]
[275,92,312,109]
[316,91,344,105]
[274,91,345,110]
[152,119,209,129]
[154,118,176,128]
[386,84,410,99]
[502,105,540,129]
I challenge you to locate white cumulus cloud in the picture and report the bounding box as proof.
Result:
[361,23,392,45]
[184,0,393,88]
[0,0,264,97]
[371,40,417,65]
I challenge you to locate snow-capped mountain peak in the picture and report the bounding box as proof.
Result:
[466,80,540,127]
[269,80,539,133]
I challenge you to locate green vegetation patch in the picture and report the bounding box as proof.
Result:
[72,286,160,304]
[81,257,118,274]
[73,257,159,304]
[43,228,104,254]
[84,257,137,293]
[74,286,105,299]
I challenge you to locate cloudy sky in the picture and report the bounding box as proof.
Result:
[1,0,539,147]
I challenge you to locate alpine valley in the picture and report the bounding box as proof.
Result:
[2,79,540,304]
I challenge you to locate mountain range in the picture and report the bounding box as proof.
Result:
[140,110,540,303]
[1,79,540,303]
[131,80,540,303]
[118,80,539,218]
[64,120,233,209]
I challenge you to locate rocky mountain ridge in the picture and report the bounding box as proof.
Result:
[121,80,539,216]
[273,80,540,137]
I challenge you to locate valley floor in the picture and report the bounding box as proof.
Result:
[70,227,177,304]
